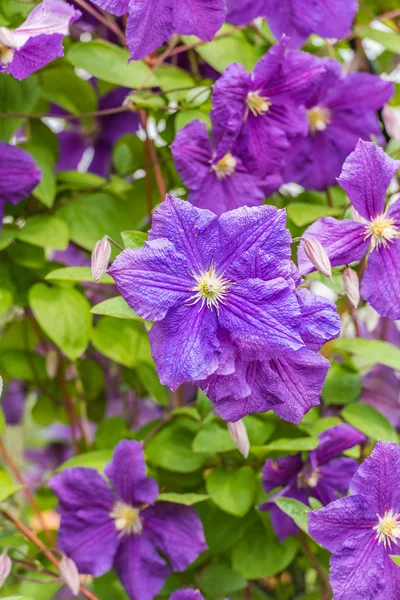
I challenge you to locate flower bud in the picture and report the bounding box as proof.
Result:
[0,550,12,589]
[45,349,59,379]
[59,554,80,597]
[91,236,111,283]
[343,267,360,308]
[303,238,332,279]
[0,375,3,399]
[228,419,250,458]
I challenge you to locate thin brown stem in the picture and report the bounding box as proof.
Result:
[72,0,126,45]
[326,189,333,208]
[298,532,332,600]
[139,110,167,200]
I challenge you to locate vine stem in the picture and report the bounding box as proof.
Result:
[1,508,100,600]
[139,110,167,201]
[298,532,332,600]
[72,0,126,46]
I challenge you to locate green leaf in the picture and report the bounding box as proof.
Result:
[157,492,210,505]
[0,288,13,316]
[243,415,276,445]
[275,497,309,535]
[46,267,114,285]
[199,561,246,596]
[0,468,22,501]
[135,362,169,406]
[175,109,211,131]
[0,73,39,141]
[29,283,92,360]
[67,40,157,88]
[39,66,97,114]
[58,450,113,472]
[287,202,342,227]
[0,350,46,381]
[391,555,400,567]
[358,26,400,54]
[146,417,206,473]
[322,363,361,406]
[0,226,17,251]
[341,403,398,442]
[192,423,236,454]
[252,437,319,457]
[121,231,148,250]
[91,317,152,368]
[333,338,400,370]
[91,296,141,320]
[206,467,257,517]
[95,417,132,450]
[17,216,69,250]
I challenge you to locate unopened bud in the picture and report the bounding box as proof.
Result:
[343,267,360,308]
[45,349,59,379]
[303,237,332,279]
[0,550,12,588]
[91,236,111,283]
[228,420,250,458]
[59,554,80,597]
[0,375,2,399]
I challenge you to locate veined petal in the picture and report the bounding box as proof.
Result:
[315,424,366,466]
[171,120,212,190]
[0,143,41,205]
[89,0,130,17]
[318,457,361,497]
[108,239,192,322]
[297,288,341,350]
[262,454,303,492]
[173,0,226,41]
[298,217,368,275]
[360,365,400,428]
[170,590,204,600]
[338,141,400,221]
[227,0,267,25]
[50,468,115,512]
[361,239,400,319]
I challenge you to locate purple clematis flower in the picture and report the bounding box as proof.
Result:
[171,119,282,214]
[309,441,400,600]
[109,195,340,423]
[211,37,325,176]
[0,143,41,225]
[299,141,400,319]
[0,0,81,80]
[50,440,206,600]
[259,424,365,541]
[284,58,393,190]
[89,0,226,60]
[227,0,358,49]
[1,381,25,425]
[170,591,203,600]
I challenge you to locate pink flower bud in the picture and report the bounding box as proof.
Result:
[228,420,250,458]
[59,554,80,597]
[46,349,59,379]
[303,238,332,279]
[343,267,360,308]
[91,236,111,283]
[0,550,12,589]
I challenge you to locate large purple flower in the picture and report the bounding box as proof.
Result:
[259,424,365,541]
[0,0,81,80]
[171,120,281,215]
[211,38,325,176]
[89,0,226,60]
[227,0,358,49]
[284,58,393,190]
[309,441,400,600]
[299,141,400,319]
[50,440,206,600]
[0,143,41,225]
[109,195,340,422]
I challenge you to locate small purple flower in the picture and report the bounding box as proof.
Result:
[227,0,358,49]
[171,120,281,215]
[259,424,365,541]
[1,380,25,425]
[299,141,400,319]
[309,441,400,600]
[170,591,203,600]
[89,0,226,60]
[0,0,81,80]
[109,195,340,422]
[50,440,206,600]
[0,143,41,225]
[284,58,393,190]
[211,38,325,176]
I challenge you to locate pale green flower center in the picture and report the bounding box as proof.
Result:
[188,264,231,312]
[110,501,143,536]
[213,152,237,180]
[307,106,331,134]
[0,44,14,66]
[365,215,398,250]
[373,509,400,549]
[246,91,272,116]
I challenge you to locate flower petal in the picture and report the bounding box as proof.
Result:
[338,141,400,221]
[50,468,115,512]
[361,240,400,319]
[315,424,366,466]
[89,0,130,17]
[297,288,341,350]
[171,120,212,190]
[268,485,309,542]
[170,590,204,600]
[108,239,192,322]
[298,217,368,275]
[262,454,303,492]
[318,457,361,497]
[0,143,41,205]
[104,440,159,506]
[360,365,400,428]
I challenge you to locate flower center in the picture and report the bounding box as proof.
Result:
[246,91,271,117]
[297,468,320,489]
[373,509,400,549]
[110,501,143,537]
[188,264,231,312]
[212,152,237,180]
[0,44,14,66]
[307,106,331,134]
[365,215,398,250]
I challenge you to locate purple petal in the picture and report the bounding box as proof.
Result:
[7,34,66,80]
[318,457,361,497]
[89,0,130,17]
[150,304,220,390]
[338,141,400,221]
[269,485,309,542]
[114,531,170,600]
[171,120,212,190]
[308,494,376,553]
[104,440,159,506]
[360,365,400,428]
[315,424,366,466]
[327,72,394,112]
[6,0,80,43]
[145,502,207,571]
[55,131,86,172]
[350,441,400,515]
[297,288,340,351]
[262,454,303,492]
[170,590,204,600]
[227,0,267,25]
[237,114,289,176]
[361,240,400,319]
[298,217,368,275]
[108,239,192,321]
[50,468,115,512]
[0,143,41,206]
[148,195,218,273]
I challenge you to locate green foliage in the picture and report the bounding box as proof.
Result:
[341,403,398,442]
[206,467,257,517]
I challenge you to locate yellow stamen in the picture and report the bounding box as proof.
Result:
[365,215,398,250]
[110,502,143,537]
[246,91,272,117]
[307,106,331,134]
[212,152,237,180]
[373,509,400,549]
[0,44,14,66]
[187,263,231,313]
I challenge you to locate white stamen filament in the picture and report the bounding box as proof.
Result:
[187,263,231,313]
[110,501,143,537]
[246,91,272,117]
[212,152,237,180]
[364,214,398,250]
[373,509,400,549]
[307,106,332,134]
